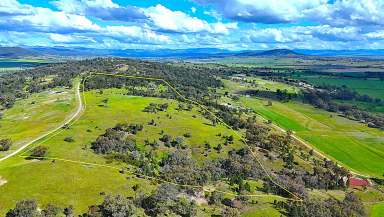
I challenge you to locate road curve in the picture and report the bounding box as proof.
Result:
[0,80,83,162]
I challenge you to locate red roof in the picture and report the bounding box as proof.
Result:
[349,178,369,187]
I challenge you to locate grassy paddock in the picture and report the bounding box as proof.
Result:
[0,87,76,158]
[371,202,384,217]
[0,88,245,215]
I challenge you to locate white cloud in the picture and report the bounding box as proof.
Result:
[365,31,384,39]
[49,33,74,42]
[145,4,207,33]
[248,28,306,43]
[0,0,34,16]
[309,0,384,27]
[103,25,170,44]
[52,0,146,21]
[144,4,236,34]
[11,7,100,32]
[194,0,327,23]
[191,7,197,13]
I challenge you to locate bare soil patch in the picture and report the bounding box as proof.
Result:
[0,176,7,186]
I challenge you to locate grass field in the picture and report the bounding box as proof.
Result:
[220,78,384,177]
[300,76,384,100]
[0,88,247,215]
[0,87,76,158]
[371,202,384,217]
[223,77,299,94]
[240,97,384,177]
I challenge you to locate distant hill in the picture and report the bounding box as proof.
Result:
[2,46,384,59]
[0,47,38,58]
[235,49,302,57]
[295,49,384,57]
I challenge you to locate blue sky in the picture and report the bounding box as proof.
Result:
[1,0,384,50]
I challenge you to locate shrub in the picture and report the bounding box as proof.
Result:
[0,138,12,151]
[29,146,48,159]
[64,137,74,142]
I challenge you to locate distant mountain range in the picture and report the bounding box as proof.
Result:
[233,49,301,57]
[1,46,384,59]
[0,47,38,58]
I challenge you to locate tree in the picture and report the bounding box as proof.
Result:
[64,137,74,143]
[208,191,224,205]
[29,146,48,159]
[221,207,240,217]
[98,195,137,217]
[63,205,74,217]
[41,204,60,217]
[6,200,39,217]
[215,144,223,153]
[0,138,12,151]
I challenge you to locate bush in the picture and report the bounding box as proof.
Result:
[64,137,74,142]
[29,146,48,159]
[6,200,39,217]
[0,138,12,151]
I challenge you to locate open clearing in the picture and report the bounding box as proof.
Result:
[0,86,76,158]
[240,97,384,178]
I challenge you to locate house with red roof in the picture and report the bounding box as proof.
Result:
[348,177,370,189]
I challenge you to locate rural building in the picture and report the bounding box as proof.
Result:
[348,177,370,189]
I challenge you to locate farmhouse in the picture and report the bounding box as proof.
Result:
[348,177,370,189]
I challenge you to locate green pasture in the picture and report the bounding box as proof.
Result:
[300,76,384,100]
[0,87,76,158]
[0,88,245,215]
[240,97,384,178]
[371,202,384,217]
[222,78,299,94]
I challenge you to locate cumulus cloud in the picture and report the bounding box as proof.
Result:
[52,0,147,21]
[144,4,237,34]
[0,0,34,16]
[248,28,306,43]
[103,25,170,44]
[1,0,384,49]
[194,0,327,23]
[0,7,101,34]
[310,0,384,27]
[195,0,384,28]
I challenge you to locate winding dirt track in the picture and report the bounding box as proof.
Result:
[0,80,83,162]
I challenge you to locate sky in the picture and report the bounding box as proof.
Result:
[1,0,384,50]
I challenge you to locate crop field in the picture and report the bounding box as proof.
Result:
[0,87,76,158]
[0,88,250,215]
[240,97,384,177]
